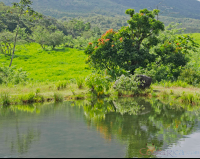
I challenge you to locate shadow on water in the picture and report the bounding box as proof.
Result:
[0,98,200,158]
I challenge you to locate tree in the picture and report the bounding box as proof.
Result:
[0,30,15,56]
[8,0,42,67]
[46,30,65,49]
[32,26,49,49]
[85,8,165,77]
[0,28,29,56]
[134,23,199,82]
[63,19,91,38]
[85,9,198,79]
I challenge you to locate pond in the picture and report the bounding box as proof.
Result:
[0,97,200,158]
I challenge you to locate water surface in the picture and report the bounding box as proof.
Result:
[0,98,200,158]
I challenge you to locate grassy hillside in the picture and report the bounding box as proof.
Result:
[0,43,92,82]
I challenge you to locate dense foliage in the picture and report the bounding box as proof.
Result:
[85,9,198,82]
[135,24,199,82]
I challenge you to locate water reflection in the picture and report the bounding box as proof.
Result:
[0,98,200,158]
[0,105,41,157]
[81,97,200,158]
[10,118,41,154]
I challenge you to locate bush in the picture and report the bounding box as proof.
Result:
[180,92,196,104]
[56,80,68,90]
[54,92,64,102]
[0,66,28,85]
[178,67,200,86]
[19,92,45,104]
[114,74,141,95]
[76,77,84,89]
[85,73,111,97]
[1,92,11,106]
[20,92,35,104]
[134,63,182,83]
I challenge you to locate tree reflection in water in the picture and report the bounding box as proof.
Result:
[82,97,200,158]
[0,105,41,155]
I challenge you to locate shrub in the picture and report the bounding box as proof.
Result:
[56,80,68,90]
[0,66,28,85]
[170,90,174,95]
[36,88,41,96]
[180,92,197,104]
[178,67,200,86]
[19,92,44,104]
[20,92,35,104]
[85,73,111,97]
[54,92,63,102]
[1,92,11,106]
[114,74,141,95]
[76,77,84,89]
[134,63,181,83]
[160,91,169,100]
[27,92,35,103]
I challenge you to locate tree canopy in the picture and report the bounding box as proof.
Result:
[85,8,165,76]
[85,8,198,79]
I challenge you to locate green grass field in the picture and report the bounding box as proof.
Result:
[0,43,92,82]
[189,33,200,44]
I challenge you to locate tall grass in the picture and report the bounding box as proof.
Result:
[180,92,197,104]
[160,90,169,100]
[19,92,45,104]
[1,92,11,106]
[158,80,189,88]
[56,80,68,90]
[76,77,84,89]
[54,92,64,102]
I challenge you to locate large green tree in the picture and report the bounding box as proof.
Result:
[85,8,165,76]
[85,8,198,79]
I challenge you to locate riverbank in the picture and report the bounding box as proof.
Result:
[1,82,200,106]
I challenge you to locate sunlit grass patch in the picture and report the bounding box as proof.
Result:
[0,43,92,82]
[189,33,200,45]
[158,80,190,88]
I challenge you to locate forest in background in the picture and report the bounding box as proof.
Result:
[1,0,200,33]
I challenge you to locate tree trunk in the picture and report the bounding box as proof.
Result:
[130,60,135,74]
[9,12,22,67]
